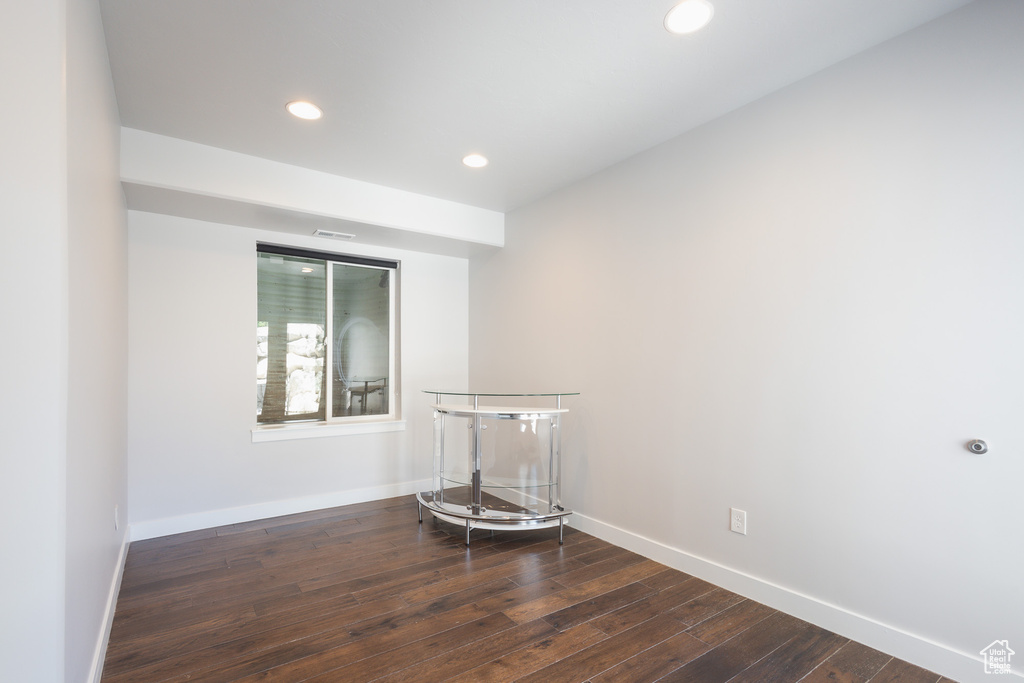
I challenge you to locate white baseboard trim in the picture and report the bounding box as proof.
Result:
[567,512,1008,683]
[88,528,130,683]
[128,479,430,542]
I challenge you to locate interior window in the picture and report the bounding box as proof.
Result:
[256,245,398,424]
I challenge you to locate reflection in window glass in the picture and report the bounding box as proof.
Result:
[332,263,390,417]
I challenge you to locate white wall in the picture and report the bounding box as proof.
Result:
[469,2,1023,681]
[66,0,130,680]
[0,1,68,681]
[127,212,468,535]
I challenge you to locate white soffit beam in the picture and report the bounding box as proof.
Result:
[119,127,504,251]
[121,182,497,258]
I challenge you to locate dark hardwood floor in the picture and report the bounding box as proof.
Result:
[102,495,955,682]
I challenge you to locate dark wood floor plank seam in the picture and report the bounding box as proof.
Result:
[372,618,559,683]
[137,526,269,558]
[316,517,446,545]
[794,639,895,683]
[587,576,721,637]
[514,613,691,683]
[591,630,710,683]
[684,598,778,647]
[864,658,945,683]
[172,602,492,683]
[114,558,267,606]
[724,625,850,683]
[641,566,697,591]
[656,611,810,682]
[396,552,565,606]
[296,550,491,601]
[294,545,489,594]
[224,504,382,534]
[446,623,610,683]
[542,580,658,631]
[238,610,520,682]
[500,559,676,626]
[668,586,747,627]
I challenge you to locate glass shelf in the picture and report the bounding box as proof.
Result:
[440,475,556,490]
[432,403,567,420]
[416,391,575,546]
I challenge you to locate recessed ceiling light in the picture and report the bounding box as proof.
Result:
[664,0,714,35]
[462,153,489,168]
[286,100,323,120]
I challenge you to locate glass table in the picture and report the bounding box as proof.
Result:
[417,391,578,545]
[345,376,386,415]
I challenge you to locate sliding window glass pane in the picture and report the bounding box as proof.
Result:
[332,263,391,417]
[257,253,327,423]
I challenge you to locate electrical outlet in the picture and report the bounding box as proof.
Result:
[114,504,119,531]
[730,508,747,535]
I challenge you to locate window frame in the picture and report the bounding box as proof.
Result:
[254,242,401,436]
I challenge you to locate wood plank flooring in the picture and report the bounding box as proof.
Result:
[102,495,955,682]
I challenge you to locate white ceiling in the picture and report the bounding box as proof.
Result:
[99,0,972,213]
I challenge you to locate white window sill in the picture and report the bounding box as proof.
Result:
[252,418,406,442]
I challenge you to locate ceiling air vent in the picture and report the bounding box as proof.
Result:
[313,229,355,240]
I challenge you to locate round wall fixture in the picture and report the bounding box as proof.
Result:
[967,439,988,454]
